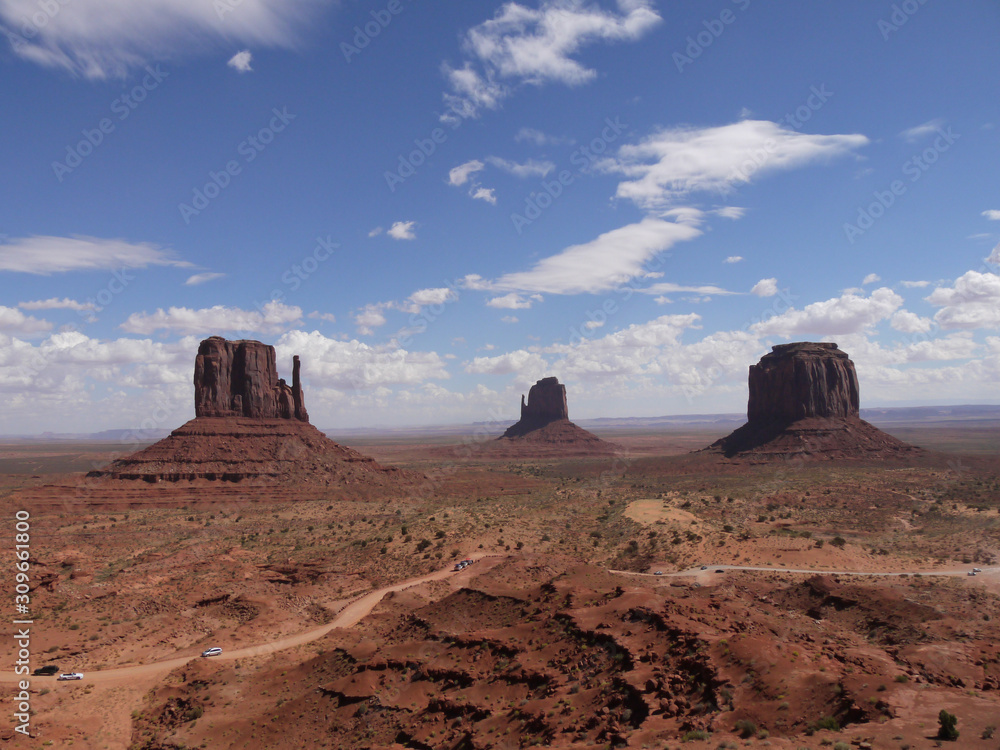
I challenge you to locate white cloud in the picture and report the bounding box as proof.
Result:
[308,311,336,323]
[387,221,416,240]
[0,0,326,78]
[408,287,458,308]
[714,206,746,220]
[605,120,869,211]
[353,304,388,335]
[184,272,226,285]
[899,118,945,142]
[352,287,459,334]
[890,310,933,334]
[0,306,52,334]
[862,273,881,285]
[989,242,1000,265]
[750,278,778,297]
[0,235,190,274]
[442,0,661,120]
[368,226,383,237]
[276,330,448,390]
[227,49,253,73]
[901,280,930,288]
[487,292,534,310]
[515,127,571,146]
[982,210,1000,221]
[927,271,1000,329]
[465,349,549,376]
[751,288,903,337]
[18,297,96,312]
[583,320,604,330]
[495,217,702,294]
[448,160,485,186]
[723,255,744,264]
[641,281,736,297]
[471,187,497,204]
[120,301,302,335]
[486,156,554,178]
[501,315,519,324]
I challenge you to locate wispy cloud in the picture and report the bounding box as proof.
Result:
[723,255,743,264]
[515,127,572,146]
[18,297,97,311]
[604,120,869,211]
[0,235,190,274]
[448,160,485,186]
[486,156,554,178]
[0,0,327,78]
[185,272,226,286]
[120,301,302,335]
[899,118,945,142]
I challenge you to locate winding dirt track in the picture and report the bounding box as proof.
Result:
[4,558,994,687]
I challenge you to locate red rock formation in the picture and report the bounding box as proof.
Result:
[707,342,919,461]
[496,376,618,455]
[194,337,307,421]
[503,377,570,438]
[87,336,413,485]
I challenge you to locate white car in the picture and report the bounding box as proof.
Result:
[201,647,223,657]
[973,567,982,573]
[57,672,84,681]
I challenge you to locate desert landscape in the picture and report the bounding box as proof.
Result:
[1,338,998,750]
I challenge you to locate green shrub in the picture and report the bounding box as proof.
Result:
[735,719,756,738]
[937,709,958,741]
[814,715,840,731]
[681,730,709,741]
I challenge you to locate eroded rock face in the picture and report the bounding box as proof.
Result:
[503,377,569,437]
[747,342,859,424]
[194,337,308,422]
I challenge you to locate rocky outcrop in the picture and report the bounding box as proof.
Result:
[86,336,416,486]
[748,342,858,423]
[707,342,919,461]
[194,337,308,422]
[495,377,618,455]
[503,377,570,438]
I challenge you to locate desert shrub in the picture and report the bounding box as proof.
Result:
[937,709,959,741]
[831,536,846,548]
[982,724,995,739]
[814,715,839,731]
[416,539,431,552]
[833,743,849,750]
[681,730,709,741]
[735,719,756,738]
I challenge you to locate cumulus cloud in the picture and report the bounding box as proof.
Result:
[862,273,881,285]
[982,210,1000,221]
[442,0,661,120]
[352,304,388,335]
[387,221,416,240]
[723,255,743,264]
[465,348,549,376]
[408,287,458,308]
[18,297,96,312]
[0,235,190,274]
[486,293,535,310]
[890,310,933,334]
[495,217,702,294]
[751,288,903,337]
[120,301,302,335]
[604,120,869,210]
[927,271,1000,329]
[989,242,1000,265]
[227,49,253,73]
[184,272,226,285]
[0,0,327,78]
[352,287,458,334]
[0,306,52,334]
[750,278,778,297]
[448,160,485,186]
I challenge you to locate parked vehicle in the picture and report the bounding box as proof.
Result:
[32,665,59,676]
[201,647,223,657]
[57,673,83,681]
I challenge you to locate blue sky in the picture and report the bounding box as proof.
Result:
[1,0,999,433]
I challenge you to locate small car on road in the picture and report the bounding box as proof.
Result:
[57,673,83,681]
[33,665,59,676]
[201,647,223,657]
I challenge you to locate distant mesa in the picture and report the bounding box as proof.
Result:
[706,342,921,461]
[88,336,412,486]
[494,376,618,456]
